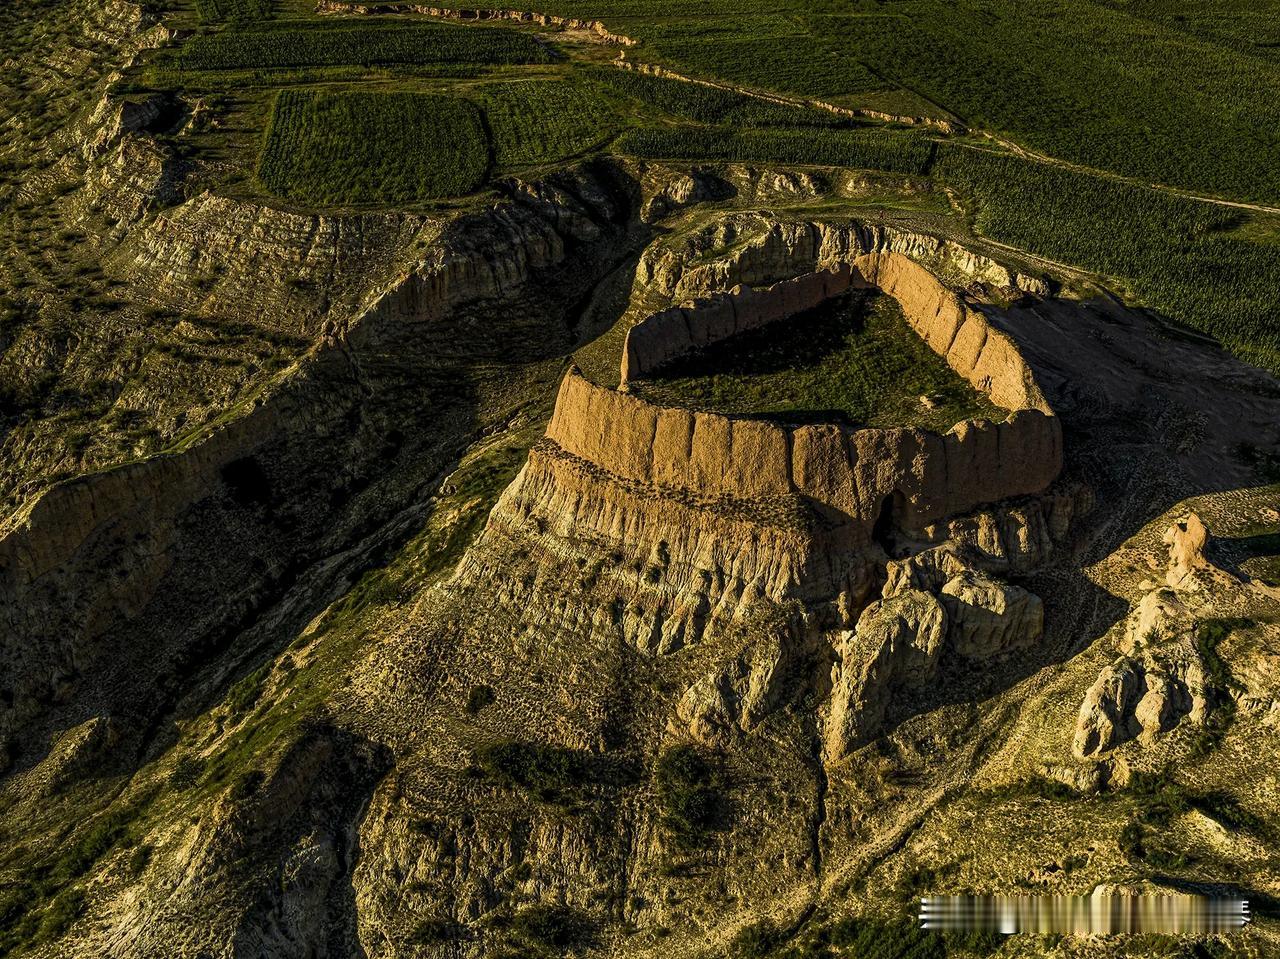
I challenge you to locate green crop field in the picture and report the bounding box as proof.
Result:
[615,125,936,177]
[117,0,1280,373]
[630,291,999,431]
[479,79,618,167]
[257,90,489,205]
[933,145,1280,370]
[410,0,1280,204]
[169,19,552,72]
[195,0,274,24]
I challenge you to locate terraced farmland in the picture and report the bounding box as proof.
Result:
[169,19,553,72]
[615,125,936,177]
[258,90,489,205]
[480,79,618,166]
[194,0,274,23]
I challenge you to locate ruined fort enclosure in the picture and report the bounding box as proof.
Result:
[461,228,1068,751]
[626,288,1000,431]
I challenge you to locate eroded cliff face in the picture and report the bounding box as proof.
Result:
[634,214,1050,307]
[0,159,644,776]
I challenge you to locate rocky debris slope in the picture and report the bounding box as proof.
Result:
[1072,514,1232,759]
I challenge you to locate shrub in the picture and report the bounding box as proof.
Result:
[465,684,495,715]
[509,903,593,950]
[654,744,724,848]
[409,915,464,944]
[169,754,207,789]
[473,740,600,804]
[230,768,266,801]
[730,917,787,958]
[225,661,271,715]
[34,888,84,945]
[126,844,152,878]
[1189,619,1247,757]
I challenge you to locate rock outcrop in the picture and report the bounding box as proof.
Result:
[826,589,948,754]
[1072,588,1212,758]
[634,217,1047,306]
[1073,654,1209,758]
[675,628,794,744]
[825,545,1047,757]
[939,571,1043,659]
[316,0,638,45]
[1164,512,1211,589]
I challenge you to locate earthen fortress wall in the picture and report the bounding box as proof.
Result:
[544,250,1061,541]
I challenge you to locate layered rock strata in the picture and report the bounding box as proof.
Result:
[635,217,1050,305]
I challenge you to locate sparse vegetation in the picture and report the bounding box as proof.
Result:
[734,912,1000,959]
[631,291,999,429]
[0,791,155,954]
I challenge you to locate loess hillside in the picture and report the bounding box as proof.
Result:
[0,1,1279,959]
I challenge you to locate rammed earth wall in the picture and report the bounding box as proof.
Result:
[622,251,1051,414]
[547,250,1061,541]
